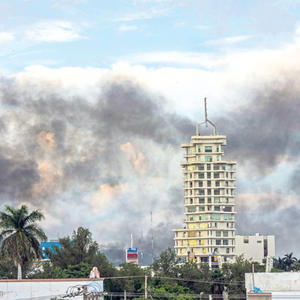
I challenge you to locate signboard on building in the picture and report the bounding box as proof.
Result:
[126,248,138,264]
[41,241,62,259]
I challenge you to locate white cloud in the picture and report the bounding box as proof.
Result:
[0,32,14,42]
[204,35,252,46]
[118,24,139,32]
[10,33,300,120]
[173,22,185,28]
[25,21,82,42]
[121,51,225,68]
[113,8,168,22]
[194,25,209,30]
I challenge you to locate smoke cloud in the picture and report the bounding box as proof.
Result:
[1,58,300,262]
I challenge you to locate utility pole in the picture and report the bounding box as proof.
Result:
[150,211,154,264]
[145,275,148,299]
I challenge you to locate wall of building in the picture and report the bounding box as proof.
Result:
[245,272,300,293]
[236,233,275,263]
[0,278,103,300]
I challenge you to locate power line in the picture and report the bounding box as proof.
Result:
[102,275,245,286]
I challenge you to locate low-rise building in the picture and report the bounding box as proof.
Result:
[0,278,103,300]
[245,272,300,299]
[235,233,275,263]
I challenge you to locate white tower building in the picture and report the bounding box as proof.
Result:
[173,99,236,265]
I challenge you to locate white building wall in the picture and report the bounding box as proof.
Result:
[245,272,300,293]
[0,278,103,300]
[235,233,275,263]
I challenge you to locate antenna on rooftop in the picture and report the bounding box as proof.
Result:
[196,97,217,135]
[151,211,154,264]
[204,97,208,127]
[130,233,133,248]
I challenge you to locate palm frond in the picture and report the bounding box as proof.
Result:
[22,210,44,226]
[24,224,47,241]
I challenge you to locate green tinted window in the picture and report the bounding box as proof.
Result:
[205,146,212,152]
[205,156,212,162]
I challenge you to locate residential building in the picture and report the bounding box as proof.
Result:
[236,233,275,263]
[173,100,236,264]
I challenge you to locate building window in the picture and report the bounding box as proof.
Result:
[214,173,220,179]
[207,189,211,195]
[190,182,193,187]
[205,156,213,162]
[207,164,211,171]
[188,231,197,237]
[199,198,205,204]
[199,181,203,187]
[243,238,249,243]
[216,231,221,237]
[207,181,211,187]
[199,189,205,195]
[199,206,205,211]
[226,248,230,254]
[207,172,211,179]
[199,214,208,221]
[207,197,212,203]
[214,197,220,203]
[211,214,220,221]
[216,240,221,245]
[207,206,211,211]
[199,173,204,179]
[214,189,220,195]
[189,216,195,221]
[223,206,232,212]
[216,146,220,152]
[213,164,219,170]
[214,206,220,211]
[215,181,220,187]
[223,231,228,237]
[190,199,193,204]
[223,214,232,220]
[198,164,204,170]
[205,146,212,152]
[187,207,196,212]
[197,146,201,152]
[223,240,228,245]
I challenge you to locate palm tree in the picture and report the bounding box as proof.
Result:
[0,205,47,279]
[283,253,297,271]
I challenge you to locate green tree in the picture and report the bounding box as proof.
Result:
[283,253,297,271]
[0,254,17,279]
[117,263,145,294]
[273,253,297,271]
[46,227,99,269]
[152,248,180,277]
[0,205,47,279]
[222,255,251,295]
[41,227,118,284]
[178,261,211,294]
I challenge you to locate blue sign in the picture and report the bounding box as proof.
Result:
[41,241,62,259]
[128,248,138,252]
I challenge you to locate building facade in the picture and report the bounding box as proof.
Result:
[235,233,275,263]
[173,109,236,264]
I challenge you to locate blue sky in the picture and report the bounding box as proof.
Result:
[1,0,300,71]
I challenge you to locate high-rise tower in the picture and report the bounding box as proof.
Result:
[173,99,236,265]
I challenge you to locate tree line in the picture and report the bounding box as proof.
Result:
[0,204,297,299]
